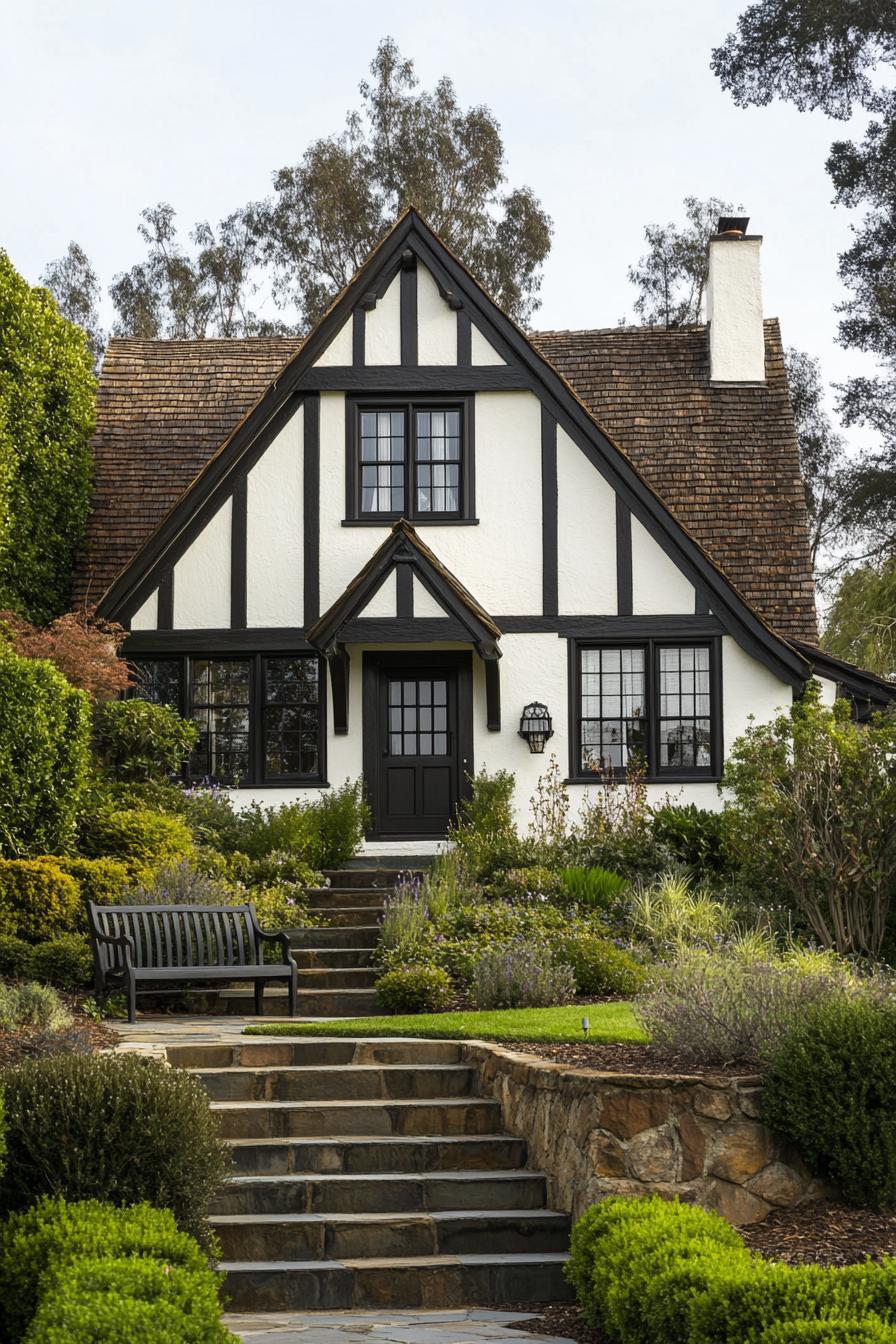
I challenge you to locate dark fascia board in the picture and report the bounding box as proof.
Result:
[306,521,501,655]
[99,208,810,689]
[794,641,896,706]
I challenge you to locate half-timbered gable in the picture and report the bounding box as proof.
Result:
[74,211,895,839]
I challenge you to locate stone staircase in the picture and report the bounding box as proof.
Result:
[167,1036,572,1310]
[219,867,406,1018]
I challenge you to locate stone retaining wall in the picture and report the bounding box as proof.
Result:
[461,1042,826,1226]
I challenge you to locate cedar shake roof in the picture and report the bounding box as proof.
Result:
[74,320,817,644]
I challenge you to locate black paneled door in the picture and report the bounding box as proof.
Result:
[364,653,473,838]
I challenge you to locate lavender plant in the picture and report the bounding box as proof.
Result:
[471,937,576,1009]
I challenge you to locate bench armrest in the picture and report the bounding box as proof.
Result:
[256,928,295,965]
[91,929,135,969]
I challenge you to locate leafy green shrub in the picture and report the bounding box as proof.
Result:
[80,805,194,875]
[627,871,736,951]
[572,760,673,880]
[765,997,896,1208]
[0,931,32,978]
[0,981,71,1032]
[558,935,646,996]
[636,946,862,1066]
[25,1255,234,1344]
[0,650,91,857]
[0,858,82,939]
[253,884,311,930]
[0,1054,231,1245]
[487,865,565,901]
[471,938,576,1009]
[723,683,896,957]
[651,803,730,877]
[242,851,320,890]
[54,855,130,906]
[92,699,199,782]
[0,1090,5,1184]
[26,933,93,993]
[235,779,369,867]
[180,786,245,853]
[758,1323,896,1343]
[376,964,452,1013]
[0,1197,210,1341]
[560,866,628,910]
[451,767,533,880]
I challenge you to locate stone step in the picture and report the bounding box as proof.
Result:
[219,1252,572,1311]
[290,925,381,949]
[226,1134,528,1176]
[311,907,385,928]
[167,1039,462,1071]
[297,967,378,990]
[322,868,422,889]
[217,987,381,1017]
[211,1170,549,1216]
[290,947,374,969]
[192,1064,477,1103]
[212,1097,504,1140]
[307,888,387,910]
[212,1209,571,1262]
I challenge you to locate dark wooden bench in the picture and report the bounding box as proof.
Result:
[87,901,298,1023]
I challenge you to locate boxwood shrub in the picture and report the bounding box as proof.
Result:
[566,1195,896,1344]
[557,934,646,996]
[0,1054,231,1247]
[376,964,453,1013]
[26,932,94,993]
[79,805,194,876]
[0,859,82,940]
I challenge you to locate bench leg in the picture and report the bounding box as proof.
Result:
[289,968,297,1018]
[254,979,264,1017]
[127,975,136,1024]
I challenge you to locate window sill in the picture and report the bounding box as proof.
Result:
[342,518,479,528]
[564,774,721,786]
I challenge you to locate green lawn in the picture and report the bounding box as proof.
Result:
[243,1002,647,1044]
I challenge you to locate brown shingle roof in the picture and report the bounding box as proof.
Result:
[74,321,817,643]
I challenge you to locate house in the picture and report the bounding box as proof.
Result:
[74,211,895,843]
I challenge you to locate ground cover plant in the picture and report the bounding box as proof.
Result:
[244,1001,646,1043]
[566,1195,896,1344]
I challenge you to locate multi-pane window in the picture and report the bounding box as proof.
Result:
[415,410,461,514]
[580,648,647,774]
[388,676,449,756]
[130,658,182,710]
[191,659,251,784]
[353,401,468,521]
[264,657,321,779]
[360,411,406,514]
[576,642,717,779]
[658,646,712,770]
[129,654,325,786]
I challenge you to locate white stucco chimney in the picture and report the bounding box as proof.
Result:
[703,216,765,383]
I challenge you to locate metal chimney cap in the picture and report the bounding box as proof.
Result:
[716,215,750,237]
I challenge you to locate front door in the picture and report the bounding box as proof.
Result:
[363,652,473,838]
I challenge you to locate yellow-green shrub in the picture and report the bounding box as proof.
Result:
[54,856,131,906]
[80,807,193,877]
[0,859,82,940]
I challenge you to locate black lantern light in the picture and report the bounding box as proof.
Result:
[519,702,553,754]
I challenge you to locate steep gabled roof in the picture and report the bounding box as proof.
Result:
[75,210,811,686]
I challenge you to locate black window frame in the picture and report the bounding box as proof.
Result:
[345,393,475,524]
[567,636,723,783]
[128,652,328,788]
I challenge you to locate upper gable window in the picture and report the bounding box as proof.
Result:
[347,396,473,524]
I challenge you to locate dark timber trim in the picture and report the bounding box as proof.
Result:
[98,209,809,690]
[294,366,528,391]
[485,658,501,732]
[303,393,320,625]
[400,251,418,367]
[157,570,174,631]
[457,310,472,366]
[499,614,724,636]
[124,628,314,655]
[396,562,414,619]
[616,497,633,616]
[541,408,558,617]
[327,645,351,735]
[352,309,365,368]
[230,477,247,629]
[695,589,710,615]
[793,640,896,712]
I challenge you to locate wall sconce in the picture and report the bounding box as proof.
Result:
[519,702,553,754]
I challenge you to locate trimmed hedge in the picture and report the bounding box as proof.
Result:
[566,1196,896,1344]
[0,651,91,857]
[0,1197,231,1343]
[0,1054,231,1247]
[558,935,646,996]
[0,859,82,940]
[0,931,92,991]
[53,855,131,906]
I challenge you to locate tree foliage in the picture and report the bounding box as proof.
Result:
[0,606,131,701]
[712,1,896,563]
[40,242,105,367]
[0,252,95,623]
[91,38,551,338]
[823,553,896,677]
[626,194,739,326]
[784,346,849,580]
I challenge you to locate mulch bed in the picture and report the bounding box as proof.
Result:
[0,1001,117,1069]
[503,1201,896,1343]
[495,1039,754,1080]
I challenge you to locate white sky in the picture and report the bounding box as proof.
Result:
[1,0,879,441]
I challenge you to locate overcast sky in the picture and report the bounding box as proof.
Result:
[2,0,877,438]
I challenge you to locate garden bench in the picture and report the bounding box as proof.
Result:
[87,901,298,1023]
